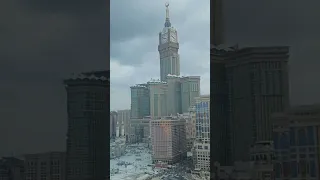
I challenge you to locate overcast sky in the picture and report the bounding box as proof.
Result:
[110,0,210,111]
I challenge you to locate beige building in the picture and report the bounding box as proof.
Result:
[180,76,200,113]
[151,116,187,164]
[24,152,66,180]
[178,111,196,151]
[148,80,168,118]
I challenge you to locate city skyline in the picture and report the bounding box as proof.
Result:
[110,0,210,110]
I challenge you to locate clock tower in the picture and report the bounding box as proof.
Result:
[158,2,180,82]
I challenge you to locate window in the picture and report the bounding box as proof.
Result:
[298,128,307,146]
[291,161,298,177]
[307,126,314,145]
[289,128,295,146]
[273,132,279,149]
[310,160,316,177]
[275,163,281,178]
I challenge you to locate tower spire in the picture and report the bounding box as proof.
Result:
[164,2,171,27]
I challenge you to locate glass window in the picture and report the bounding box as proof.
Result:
[275,163,281,178]
[310,160,316,177]
[291,161,298,177]
[307,126,315,145]
[290,128,295,146]
[298,128,307,146]
[273,132,279,149]
[280,133,289,149]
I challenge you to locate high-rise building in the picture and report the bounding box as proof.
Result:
[150,116,187,164]
[130,84,150,119]
[166,75,182,115]
[24,152,66,180]
[180,76,201,113]
[0,157,24,180]
[129,3,201,120]
[117,109,130,138]
[158,3,180,82]
[179,112,195,151]
[228,47,290,162]
[148,80,168,118]
[212,0,224,45]
[110,111,117,138]
[213,141,274,180]
[211,46,290,163]
[211,47,233,166]
[193,95,210,172]
[272,104,320,179]
[64,71,109,180]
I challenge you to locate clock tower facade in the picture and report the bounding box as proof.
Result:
[158,3,180,82]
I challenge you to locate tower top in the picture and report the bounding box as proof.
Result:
[164,2,171,27]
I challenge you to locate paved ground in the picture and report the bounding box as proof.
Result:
[151,158,196,180]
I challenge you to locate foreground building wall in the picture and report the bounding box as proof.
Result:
[272,104,320,180]
[64,71,109,180]
[24,152,66,180]
[0,157,24,180]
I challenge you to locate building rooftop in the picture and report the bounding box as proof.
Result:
[64,70,109,82]
[147,78,167,84]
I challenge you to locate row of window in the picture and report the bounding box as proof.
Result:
[274,126,316,149]
[274,160,316,178]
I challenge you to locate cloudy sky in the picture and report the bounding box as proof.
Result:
[110,0,210,111]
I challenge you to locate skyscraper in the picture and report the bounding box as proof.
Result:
[130,3,201,119]
[228,47,290,162]
[24,152,66,180]
[64,71,109,180]
[117,109,130,137]
[180,76,201,113]
[211,47,233,166]
[148,80,168,118]
[110,111,117,138]
[212,0,224,45]
[158,3,180,82]
[211,46,290,163]
[150,116,187,164]
[130,84,150,119]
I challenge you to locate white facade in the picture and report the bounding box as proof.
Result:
[110,138,126,159]
[193,95,210,173]
[117,109,130,137]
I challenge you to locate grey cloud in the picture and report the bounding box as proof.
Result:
[110,0,210,111]
[110,0,210,67]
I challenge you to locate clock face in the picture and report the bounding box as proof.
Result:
[161,33,168,44]
[170,33,177,43]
